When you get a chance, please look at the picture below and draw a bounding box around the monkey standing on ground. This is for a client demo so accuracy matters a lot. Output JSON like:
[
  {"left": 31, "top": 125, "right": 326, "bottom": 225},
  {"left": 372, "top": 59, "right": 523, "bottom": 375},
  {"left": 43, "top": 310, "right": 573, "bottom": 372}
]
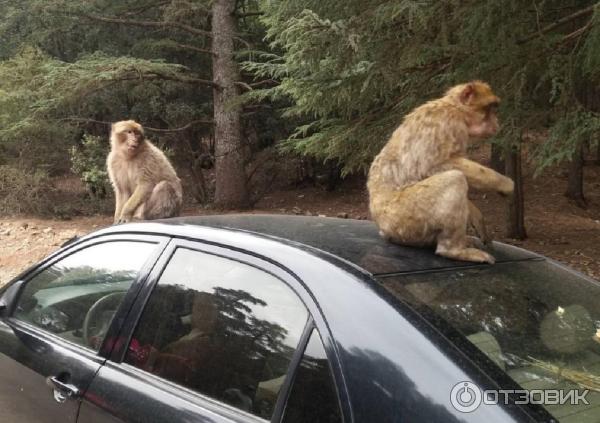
[
  {"left": 367, "top": 81, "right": 514, "bottom": 264},
  {"left": 107, "top": 120, "right": 183, "bottom": 223}
]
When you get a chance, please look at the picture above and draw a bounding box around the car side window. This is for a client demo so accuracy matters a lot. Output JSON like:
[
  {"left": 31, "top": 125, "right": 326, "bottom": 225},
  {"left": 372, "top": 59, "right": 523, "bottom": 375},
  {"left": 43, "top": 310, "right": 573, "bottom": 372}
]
[
  {"left": 283, "top": 329, "right": 342, "bottom": 423},
  {"left": 124, "top": 247, "right": 309, "bottom": 420},
  {"left": 13, "top": 241, "right": 156, "bottom": 352}
]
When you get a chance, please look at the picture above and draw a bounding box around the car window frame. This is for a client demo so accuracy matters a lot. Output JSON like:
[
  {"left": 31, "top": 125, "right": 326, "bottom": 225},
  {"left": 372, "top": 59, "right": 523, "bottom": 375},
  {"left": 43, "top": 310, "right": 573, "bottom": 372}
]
[
  {"left": 6, "top": 233, "right": 170, "bottom": 358},
  {"left": 107, "top": 236, "right": 350, "bottom": 423},
  {"left": 276, "top": 319, "right": 345, "bottom": 423}
]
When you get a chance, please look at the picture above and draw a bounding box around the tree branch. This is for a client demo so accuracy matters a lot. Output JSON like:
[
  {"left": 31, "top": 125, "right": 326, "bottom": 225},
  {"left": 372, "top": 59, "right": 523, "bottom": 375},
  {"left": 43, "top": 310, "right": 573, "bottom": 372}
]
[
  {"left": 121, "top": 1, "right": 170, "bottom": 17},
  {"left": 80, "top": 13, "right": 213, "bottom": 38},
  {"left": 249, "top": 79, "right": 278, "bottom": 88},
  {"left": 81, "top": 12, "right": 250, "bottom": 47},
  {"left": 234, "top": 81, "right": 253, "bottom": 91},
  {"left": 517, "top": 3, "right": 599, "bottom": 44},
  {"left": 234, "top": 12, "right": 264, "bottom": 18},
  {"left": 61, "top": 117, "right": 214, "bottom": 131},
  {"left": 560, "top": 21, "right": 594, "bottom": 43},
  {"left": 167, "top": 41, "right": 215, "bottom": 56},
  {"left": 118, "top": 72, "right": 218, "bottom": 88},
  {"left": 145, "top": 119, "right": 215, "bottom": 132},
  {"left": 235, "top": 79, "right": 278, "bottom": 91}
]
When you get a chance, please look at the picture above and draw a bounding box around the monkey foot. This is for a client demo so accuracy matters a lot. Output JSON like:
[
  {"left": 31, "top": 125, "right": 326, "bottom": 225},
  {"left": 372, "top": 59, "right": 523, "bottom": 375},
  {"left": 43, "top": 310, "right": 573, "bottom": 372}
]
[{"left": 436, "top": 246, "right": 496, "bottom": 264}]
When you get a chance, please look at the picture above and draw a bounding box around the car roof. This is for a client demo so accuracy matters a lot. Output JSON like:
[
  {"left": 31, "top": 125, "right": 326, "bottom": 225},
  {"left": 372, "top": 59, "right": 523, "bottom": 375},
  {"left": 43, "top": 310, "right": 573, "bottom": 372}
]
[{"left": 153, "top": 214, "right": 540, "bottom": 276}]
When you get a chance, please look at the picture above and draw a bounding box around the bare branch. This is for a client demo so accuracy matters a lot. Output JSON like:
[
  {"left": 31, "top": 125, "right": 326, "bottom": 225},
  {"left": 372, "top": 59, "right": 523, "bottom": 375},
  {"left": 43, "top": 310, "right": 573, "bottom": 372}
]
[
  {"left": 80, "top": 13, "right": 213, "bottom": 38},
  {"left": 235, "top": 79, "right": 278, "bottom": 91},
  {"left": 234, "top": 12, "right": 264, "bottom": 18},
  {"left": 167, "top": 41, "right": 215, "bottom": 56},
  {"left": 145, "top": 119, "right": 215, "bottom": 132},
  {"left": 122, "top": 1, "right": 170, "bottom": 17},
  {"left": 117, "top": 72, "right": 218, "bottom": 87},
  {"left": 249, "top": 79, "right": 278, "bottom": 88},
  {"left": 560, "top": 21, "right": 594, "bottom": 43},
  {"left": 234, "top": 81, "right": 253, "bottom": 91},
  {"left": 517, "top": 3, "right": 599, "bottom": 44},
  {"left": 65, "top": 72, "right": 217, "bottom": 101},
  {"left": 61, "top": 117, "right": 214, "bottom": 131}
]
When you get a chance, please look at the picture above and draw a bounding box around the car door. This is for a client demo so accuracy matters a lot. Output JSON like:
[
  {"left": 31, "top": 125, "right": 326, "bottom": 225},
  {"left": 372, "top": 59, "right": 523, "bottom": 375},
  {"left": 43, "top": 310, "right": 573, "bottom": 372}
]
[
  {"left": 78, "top": 238, "right": 346, "bottom": 423},
  {"left": 0, "top": 234, "right": 166, "bottom": 423}
]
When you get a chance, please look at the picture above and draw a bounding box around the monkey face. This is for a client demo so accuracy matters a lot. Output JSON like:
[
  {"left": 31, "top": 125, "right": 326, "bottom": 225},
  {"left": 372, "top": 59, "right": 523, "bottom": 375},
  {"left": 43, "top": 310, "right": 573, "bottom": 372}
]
[
  {"left": 467, "top": 109, "right": 499, "bottom": 139},
  {"left": 459, "top": 82, "right": 501, "bottom": 139},
  {"left": 122, "top": 129, "right": 143, "bottom": 153},
  {"left": 111, "top": 120, "right": 145, "bottom": 157}
]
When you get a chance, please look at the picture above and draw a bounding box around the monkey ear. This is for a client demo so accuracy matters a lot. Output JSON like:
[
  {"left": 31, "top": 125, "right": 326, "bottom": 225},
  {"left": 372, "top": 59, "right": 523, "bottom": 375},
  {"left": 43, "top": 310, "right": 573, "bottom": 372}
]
[{"left": 459, "top": 83, "right": 475, "bottom": 104}]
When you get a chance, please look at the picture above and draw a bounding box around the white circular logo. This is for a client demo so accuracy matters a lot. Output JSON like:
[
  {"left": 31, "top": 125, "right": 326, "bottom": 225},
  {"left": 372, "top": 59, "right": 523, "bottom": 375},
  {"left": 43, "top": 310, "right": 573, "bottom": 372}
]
[{"left": 450, "top": 381, "right": 482, "bottom": 413}]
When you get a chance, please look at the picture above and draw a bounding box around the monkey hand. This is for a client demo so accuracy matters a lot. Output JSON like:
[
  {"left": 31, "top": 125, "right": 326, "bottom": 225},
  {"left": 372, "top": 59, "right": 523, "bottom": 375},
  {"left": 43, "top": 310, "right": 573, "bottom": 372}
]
[
  {"left": 497, "top": 177, "right": 514, "bottom": 197},
  {"left": 116, "top": 213, "right": 133, "bottom": 224}
]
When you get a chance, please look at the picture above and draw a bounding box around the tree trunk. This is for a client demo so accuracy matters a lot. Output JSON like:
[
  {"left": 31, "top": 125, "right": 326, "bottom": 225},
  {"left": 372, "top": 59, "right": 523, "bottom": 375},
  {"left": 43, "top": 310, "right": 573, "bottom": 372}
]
[
  {"left": 325, "top": 162, "right": 342, "bottom": 192},
  {"left": 490, "top": 142, "right": 505, "bottom": 174},
  {"left": 505, "top": 140, "right": 527, "bottom": 240},
  {"left": 212, "top": 0, "right": 249, "bottom": 208},
  {"left": 565, "top": 141, "right": 587, "bottom": 208},
  {"left": 190, "top": 159, "right": 209, "bottom": 204}
]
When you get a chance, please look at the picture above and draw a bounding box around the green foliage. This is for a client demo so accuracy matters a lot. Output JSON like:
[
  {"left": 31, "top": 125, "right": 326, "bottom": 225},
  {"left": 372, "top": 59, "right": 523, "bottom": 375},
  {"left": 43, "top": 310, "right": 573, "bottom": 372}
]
[
  {"left": 247, "top": 0, "right": 600, "bottom": 174},
  {"left": 70, "top": 134, "right": 110, "bottom": 199},
  {"left": 534, "top": 110, "right": 600, "bottom": 174},
  {"left": 0, "top": 0, "right": 216, "bottom": 173}
]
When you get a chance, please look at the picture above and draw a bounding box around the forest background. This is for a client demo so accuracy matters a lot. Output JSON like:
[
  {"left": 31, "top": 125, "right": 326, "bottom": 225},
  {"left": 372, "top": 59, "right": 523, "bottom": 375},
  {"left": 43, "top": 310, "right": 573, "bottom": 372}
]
[{"left": 1, "top": 0, "right": 600, "bottom": 283}]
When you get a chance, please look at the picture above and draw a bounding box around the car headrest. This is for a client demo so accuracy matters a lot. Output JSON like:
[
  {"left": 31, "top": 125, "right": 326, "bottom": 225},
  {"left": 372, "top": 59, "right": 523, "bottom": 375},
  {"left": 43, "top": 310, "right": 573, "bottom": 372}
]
[
  {"left": 540, "top": 304, "right": 595, "bottom": 354},
  {"left": 467, "top": 331, "right": 505, "bottom": 370}
]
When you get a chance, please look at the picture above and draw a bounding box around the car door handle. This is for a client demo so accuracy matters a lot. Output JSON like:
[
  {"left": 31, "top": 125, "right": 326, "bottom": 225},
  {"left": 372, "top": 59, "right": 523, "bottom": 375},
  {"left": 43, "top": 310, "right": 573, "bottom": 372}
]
[{"left": 46, "top": 376, "right": 81, "bottom": 399}]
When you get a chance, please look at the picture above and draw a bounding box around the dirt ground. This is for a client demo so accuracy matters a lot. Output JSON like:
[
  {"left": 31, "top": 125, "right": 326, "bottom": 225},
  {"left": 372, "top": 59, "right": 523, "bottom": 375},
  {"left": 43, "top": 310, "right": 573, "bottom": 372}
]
[{"left": 1, "top": 157, "right": 599, "bottom": 285}]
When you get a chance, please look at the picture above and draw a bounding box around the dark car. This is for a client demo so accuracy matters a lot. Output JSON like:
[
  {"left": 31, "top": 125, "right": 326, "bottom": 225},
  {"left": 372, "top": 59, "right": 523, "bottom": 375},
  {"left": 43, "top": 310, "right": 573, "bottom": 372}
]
[{"left": 0, "top": 214, "right": 599, "bottom": 423}]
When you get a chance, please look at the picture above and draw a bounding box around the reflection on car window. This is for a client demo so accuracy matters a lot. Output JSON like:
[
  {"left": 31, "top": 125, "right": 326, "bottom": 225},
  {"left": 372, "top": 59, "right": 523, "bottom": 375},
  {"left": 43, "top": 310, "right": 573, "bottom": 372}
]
[
  {"left": 14, "top": 241, "right": 155, "bottom": 352},
  {"left": 124, "top": 247, "right": 309, "bottom": 420},
  {"left": 380, "top": 261, "right": 600, "bottom": 422},
  {"left": 283, "top": 329, "right": 342, "bottom": 423}
]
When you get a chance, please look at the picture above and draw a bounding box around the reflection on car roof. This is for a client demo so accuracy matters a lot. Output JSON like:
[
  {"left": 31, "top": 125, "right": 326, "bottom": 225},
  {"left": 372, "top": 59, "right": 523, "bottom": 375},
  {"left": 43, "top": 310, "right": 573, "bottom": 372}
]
[{"left": 161, "top": 214, "right": 540, "bottom": 276}]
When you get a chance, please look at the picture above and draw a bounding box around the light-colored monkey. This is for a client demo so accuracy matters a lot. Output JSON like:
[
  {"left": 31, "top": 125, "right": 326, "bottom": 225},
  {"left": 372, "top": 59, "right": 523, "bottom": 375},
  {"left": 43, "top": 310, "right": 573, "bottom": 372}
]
[
  {"left": 367, "top": 81, "right": 514, "bottom": 264},
  {"left": 107, "top": 120, "right": 183, "bottom": 223}
]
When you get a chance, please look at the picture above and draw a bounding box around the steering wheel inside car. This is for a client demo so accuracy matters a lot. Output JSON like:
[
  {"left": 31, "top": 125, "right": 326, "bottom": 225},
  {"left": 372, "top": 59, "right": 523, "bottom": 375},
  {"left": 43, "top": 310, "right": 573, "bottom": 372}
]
[{"left": 83, "top": 291, "right": 126, "bottom": 349}]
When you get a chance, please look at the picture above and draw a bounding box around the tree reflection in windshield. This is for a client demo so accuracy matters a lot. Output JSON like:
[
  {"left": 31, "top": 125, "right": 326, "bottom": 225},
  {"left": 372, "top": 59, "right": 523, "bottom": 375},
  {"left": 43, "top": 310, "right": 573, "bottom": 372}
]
[{"left": 380, "top": 260, "right": 600, "bottom": 422}]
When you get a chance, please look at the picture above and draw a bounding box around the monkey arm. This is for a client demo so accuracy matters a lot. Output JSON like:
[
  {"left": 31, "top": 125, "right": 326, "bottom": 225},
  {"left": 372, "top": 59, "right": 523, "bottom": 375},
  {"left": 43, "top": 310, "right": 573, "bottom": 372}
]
[
  {"left": 440, "top": 157, "right": 514, "bottom": 194},
  {"left": 114, "top": 191, "right": 124, "bottom": 223},
  {"left": 119, "top": 183, "right": 153, "bottom": 221}
]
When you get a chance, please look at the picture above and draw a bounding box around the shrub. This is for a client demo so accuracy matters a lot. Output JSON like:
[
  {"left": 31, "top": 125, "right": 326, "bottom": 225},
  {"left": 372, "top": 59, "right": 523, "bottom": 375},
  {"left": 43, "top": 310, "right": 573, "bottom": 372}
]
[
  {"left": 70, "top": 134, "right": 110, "bottom": 199},
  {"left": 0, "top": 165, "right": 54, "bottom": 215}
]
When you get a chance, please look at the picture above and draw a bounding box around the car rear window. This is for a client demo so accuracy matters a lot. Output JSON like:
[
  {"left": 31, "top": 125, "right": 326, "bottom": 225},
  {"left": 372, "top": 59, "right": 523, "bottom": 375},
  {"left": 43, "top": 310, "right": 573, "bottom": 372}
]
[{"left": 379, "top": 260, "right": 600, "bottom": 422}]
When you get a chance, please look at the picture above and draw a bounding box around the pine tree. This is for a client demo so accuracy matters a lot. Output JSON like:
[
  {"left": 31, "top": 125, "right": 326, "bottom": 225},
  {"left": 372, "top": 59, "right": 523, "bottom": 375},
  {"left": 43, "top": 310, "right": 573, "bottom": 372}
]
[
  {"left": 248, "top": 0, "right": 600, "bottom": 180},
  {"left": 0, "top": 0, "right": 267, "bottom": 208}
]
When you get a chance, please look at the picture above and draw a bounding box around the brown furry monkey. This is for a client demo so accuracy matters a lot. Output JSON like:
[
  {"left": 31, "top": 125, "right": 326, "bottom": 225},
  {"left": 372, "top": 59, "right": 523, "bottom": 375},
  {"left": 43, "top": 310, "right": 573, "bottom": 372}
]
[
  {"left": 107, "top": 120, "right": 183, "bottom": 223},
  {"left": 367, "top": 81, "right": 514, "bottom": 264}
]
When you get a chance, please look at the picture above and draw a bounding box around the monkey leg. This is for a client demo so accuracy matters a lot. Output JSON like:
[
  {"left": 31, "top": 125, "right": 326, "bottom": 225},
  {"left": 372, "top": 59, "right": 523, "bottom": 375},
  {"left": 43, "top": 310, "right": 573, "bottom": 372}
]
[
  {"left": 371, "top": 170, "right": 495, "bottom": 264},
  {"left": 139, "top": 181, "right": 183, "bottom": 220},
  {"left": 468, "top": 201, "right": 492, "bottom": 245},
  {"left": 433, "top": 173, "right": 495, "bottom": 264}
]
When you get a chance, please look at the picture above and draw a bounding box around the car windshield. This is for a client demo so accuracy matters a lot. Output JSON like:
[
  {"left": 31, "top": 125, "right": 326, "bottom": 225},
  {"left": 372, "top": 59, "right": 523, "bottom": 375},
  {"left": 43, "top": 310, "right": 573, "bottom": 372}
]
[{"left": 379, "top": 259, "right": 600, "bottom": 422}]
